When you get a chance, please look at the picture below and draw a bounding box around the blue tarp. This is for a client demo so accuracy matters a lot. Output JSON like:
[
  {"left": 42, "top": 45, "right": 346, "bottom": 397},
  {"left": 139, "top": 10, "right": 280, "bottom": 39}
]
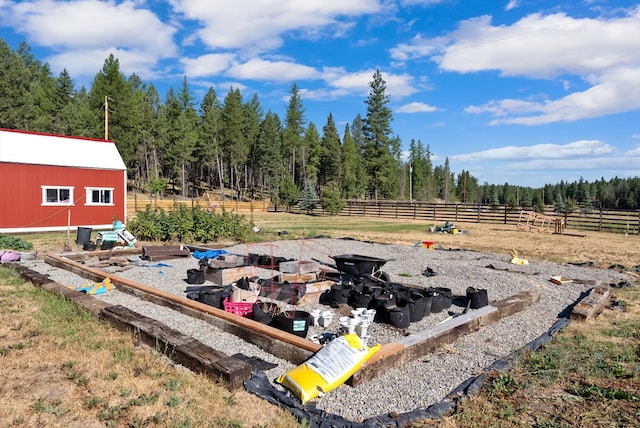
[{"left": 192, "top": 249, "right": 227, "bottom": 260}]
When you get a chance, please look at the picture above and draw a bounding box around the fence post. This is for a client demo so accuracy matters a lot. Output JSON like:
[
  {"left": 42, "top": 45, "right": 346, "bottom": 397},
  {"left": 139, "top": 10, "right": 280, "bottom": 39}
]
[
  {"left": 134, "top": 193, "right": 138, "bottom": 213},
  {"left": 599, "top": 207, "right": 603, "bottom": 232},
  {"left": 395, "top": 202, "right": 398, "bottom": 218},
  {"left": 455, "top": 204, "right": 458, "bottom": 221},
  {"left": 477, "top": 204, "right": 480, "bottom": 223},
  {"left": 432, "top": 203, "right": 436, "bottom": 220},
  {"left": 413, "top": 202, "right": 416, "bottom": 219}
]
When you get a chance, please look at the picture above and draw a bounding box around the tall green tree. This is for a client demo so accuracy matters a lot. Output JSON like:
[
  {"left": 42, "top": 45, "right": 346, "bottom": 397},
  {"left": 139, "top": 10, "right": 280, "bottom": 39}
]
[
  {"left": 198, "top": 87, "right": 223, "bottom": 195},
  {"left": 341, "top": 123, "right": 359, "bottom": 199},
  {"left": 244, "top": 93, "right": 264, "bottom": 197},
  {"left": 319, "top": 113, "right": 342, "bottom": 188},
  {"left": 362, "top": 70, "right": 399, "bottom": 199},
  {"left": 0, "top": 40, "right": 33, "bottom": 129},
  {"left": 282, "top": 82, "right": 305, "bottom": 186},
  {"left": 221, "top": 87, "right": 247, "bottom": 199},
  {"left": 303, "top": 122, "right": 321, "bottom": 185},
  {"left": 258, "top": 111, "right": 285, "bottom": 195}
]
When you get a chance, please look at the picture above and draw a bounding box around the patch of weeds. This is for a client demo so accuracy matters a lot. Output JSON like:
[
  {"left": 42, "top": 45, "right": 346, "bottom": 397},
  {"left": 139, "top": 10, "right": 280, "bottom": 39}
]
[
  {"left": 603, "top": 319, "right": 640, "bottom": 339},
  {"left": 225, "top": 422, "right": 243, "bottom": 428},
  {"left": 0, "top": 341, "right": 29, "bottom": 356},
  {"left": 128, "top": 392, "right": 159, "bottom": 407},
  {"left": 534, "top": 417, "right": 572, "bottom": 428},
  {"left": 567, "top": 382, "right": 638, "bottom": 401},
  {"left": 62, "top": 361, "right": 76, "bottom": 369},
  {"left": 165, "top": 395, "right": 180, "bottom": 407},
  {"left": 98, "top": 403, "right": 127, "bottom": 423},
  {"left": 172, "top": 419, "right": 193, "bottom": 428},
  {"left": 223, "top": 393, "right": 237, "bottom": 406},
  {"left": 0, "top": 266, "right": 25, "bottom": 285},
  {"left": 33, "top": 398, "right": 69, "bottom": 416},
  {"left": 84, "top": 396, "right": 102, "bottom": 409},
  {"left": 398, "top": 272, "right": 412, "bottom": 277},
  {"left": 490, "top": 373, "right": 521, "bottom": 397},
  {"left": 113, "top": 345, "right": 135, "bottom": 363},
  {"left": 164, "top": 378, "right": 180, "bottom": 391},
  {"left": 120, "top": 388, "right": 132, "bottom": 397},
  {"left": 130, "top": 412, "right": 166, "bottom": 427},
  {"left": 497, "top": 402, "right": 517, "bottom": 419},
  {"left": 105, "top": 372, "right": 118, "bottom": 381}
]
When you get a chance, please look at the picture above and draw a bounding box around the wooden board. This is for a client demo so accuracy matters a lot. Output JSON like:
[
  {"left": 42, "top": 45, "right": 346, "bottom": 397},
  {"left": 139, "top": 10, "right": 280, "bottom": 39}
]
[
  {"left": 279, "top": 272, "right": 318, "bottom": 283},
  {"left": 100, "top": 305, "right": 252, "bottom": 390},
  {"left": 570, "top": 286, "right": 611, "bottom": 321},
  {"left": 205, "top": 265, "right": 254, "bottom": 285},
  {"left": 350, "top": 289, "right": 540, "bottom": 386}
]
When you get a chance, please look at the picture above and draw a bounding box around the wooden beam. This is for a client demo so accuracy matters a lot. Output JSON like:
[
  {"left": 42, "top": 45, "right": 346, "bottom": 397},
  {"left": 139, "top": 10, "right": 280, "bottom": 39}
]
[
  {"left": 570, "top": 286, "right": 611, "bottom": 321},
  {"left": 12, "top": 264, "right": 255, "bottom": 390},
  {"left": 45, "top": 254, "right": 321, "bottom": 363},
  {"left": 350, "top": 289, "right": 540, "bottom": 386},
  {"left": 100, "top": 305, "right": 252, "bottom": 390}
]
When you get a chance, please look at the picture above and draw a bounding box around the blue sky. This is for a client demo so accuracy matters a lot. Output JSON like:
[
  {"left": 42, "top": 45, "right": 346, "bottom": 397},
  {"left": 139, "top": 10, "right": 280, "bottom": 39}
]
[{"left": 1, "top": 0, "right": 639, "bottom": 187}]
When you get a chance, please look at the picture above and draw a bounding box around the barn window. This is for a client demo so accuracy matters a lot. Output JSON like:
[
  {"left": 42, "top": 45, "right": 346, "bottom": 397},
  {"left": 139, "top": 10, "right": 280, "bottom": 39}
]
[
  {"left": 85, "top": 188, "right": 114, "bottom": 205},
  {"left": 41, "top": 186, "right": 74, "bottom": 205}
]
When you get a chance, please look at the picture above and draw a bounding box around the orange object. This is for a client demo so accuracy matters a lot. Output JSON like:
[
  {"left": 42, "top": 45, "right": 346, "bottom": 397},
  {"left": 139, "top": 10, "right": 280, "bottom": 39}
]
[{"left": 422, "top": 241, "right": 435, "bottom": 249}]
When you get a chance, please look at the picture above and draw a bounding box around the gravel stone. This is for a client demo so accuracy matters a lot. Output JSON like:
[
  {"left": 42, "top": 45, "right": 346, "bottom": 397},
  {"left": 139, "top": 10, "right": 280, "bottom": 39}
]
[{"left": 20, "top": 238, "right": 630, "bottom": 422}]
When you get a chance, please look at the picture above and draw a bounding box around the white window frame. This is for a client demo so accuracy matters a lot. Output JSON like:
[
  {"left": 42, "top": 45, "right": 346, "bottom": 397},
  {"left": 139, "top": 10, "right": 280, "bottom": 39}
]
[
  {"left": 41, "top": 186, "right": 74, "bottom": 206},
  {"left": 85, "top": 187, "right": 114, "bottom": 206}
]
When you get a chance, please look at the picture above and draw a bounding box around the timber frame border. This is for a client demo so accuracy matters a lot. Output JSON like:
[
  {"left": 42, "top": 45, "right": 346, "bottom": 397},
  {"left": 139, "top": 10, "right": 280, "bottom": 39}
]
[{"left": 37, "top": 252, "right": 541, "bottom": 385}]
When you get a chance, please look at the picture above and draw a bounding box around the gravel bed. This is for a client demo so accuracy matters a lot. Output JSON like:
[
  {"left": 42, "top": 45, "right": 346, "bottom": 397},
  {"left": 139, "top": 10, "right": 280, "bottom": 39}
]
[{"left": 20, "top": 238, "right": 631, "bottom": 422}]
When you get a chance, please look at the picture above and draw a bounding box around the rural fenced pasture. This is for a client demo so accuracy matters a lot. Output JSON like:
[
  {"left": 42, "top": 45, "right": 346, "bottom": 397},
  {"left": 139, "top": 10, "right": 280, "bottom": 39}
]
[{"left": 128, "top": 195, "right": 640, "bottom": 235}]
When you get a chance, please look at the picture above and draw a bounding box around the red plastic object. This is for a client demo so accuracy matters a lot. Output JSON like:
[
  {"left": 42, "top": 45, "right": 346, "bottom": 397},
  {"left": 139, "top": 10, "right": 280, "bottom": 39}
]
[{"left": 223, "top": 297, "right": 253, "bottom": 318}]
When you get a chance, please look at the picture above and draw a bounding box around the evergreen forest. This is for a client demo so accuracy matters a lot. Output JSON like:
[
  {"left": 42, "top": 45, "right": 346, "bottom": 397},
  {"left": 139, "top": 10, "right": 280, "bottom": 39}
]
[{"left": 2, "top": 39, "right": 639, "bottom": 212}]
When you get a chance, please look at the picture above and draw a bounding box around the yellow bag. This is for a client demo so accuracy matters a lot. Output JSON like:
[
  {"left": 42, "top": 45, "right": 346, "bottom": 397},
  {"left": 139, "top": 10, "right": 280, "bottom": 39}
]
[{"left": 276, "top": 334, "right": 380, "bottom": 404}]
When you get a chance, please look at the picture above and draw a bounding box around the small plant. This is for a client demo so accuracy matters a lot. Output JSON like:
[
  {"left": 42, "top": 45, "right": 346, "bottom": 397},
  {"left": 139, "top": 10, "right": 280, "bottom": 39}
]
[
  {"left": 164, "top": 378, "right": 180, "bottom": 391},
  {"left": 165, "top": 395, "right": 180, "bottom": 407},
  {"left": 398, "top": 272, "right": 412, "bottom": 277},
  {"left": 490, "top": 373, "right": 521, "bottom": 397},
  {"left": 33, "top": 398, "right": 69, "bottom": 416},
  {"left": 105, "top": 372, "right": 118, "bottom": 381},
  {"left": 84, "top": 396, "right": 102, "bottom": 409},
  {"left": 120, "top": 388, "right": 132, "bottom": 397},
  {"left": 223, "top": 393, "right": 237, "bottom": 406}
]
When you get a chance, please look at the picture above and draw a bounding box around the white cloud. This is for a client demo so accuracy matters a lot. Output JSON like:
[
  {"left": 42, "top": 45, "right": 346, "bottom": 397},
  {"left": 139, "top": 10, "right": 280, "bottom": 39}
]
[
  {"left": 396, "top": 102, "right": 437, "bottom": 113},
  {"left": 226, "top": 58, "right": 321, "bottom": 81},
  {"left": 467, "top": 66, "right": 640, "bottom": 125},
  {"left": 1, "top": 0, "right": 177, "bottom": 79},
  {"left": 625, "top": 145, "right": 640, "bottom": 156},
  {"left": 450, "top": 140, "right": 613, "bottom": 162},
  {"left": 181, "top": 54, "right": 237, "bottom": 78},
  {"left": 505, "top": 0, "right": 519, "bottom": 12},
  {"left": 169, "top": 0, "right": 383, "bottom": 52},
  {"left": 392, "top": 7, "right": 640, "bottom": 124}
]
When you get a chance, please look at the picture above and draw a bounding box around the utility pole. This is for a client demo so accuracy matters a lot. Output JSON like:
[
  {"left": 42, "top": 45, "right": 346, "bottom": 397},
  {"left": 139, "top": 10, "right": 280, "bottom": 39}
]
[
  {"left": 104, "top": 96, "right": 113, "bottom": 140},
  {"left": 409, "top": 162, "right": 413, "bottom": 202}
]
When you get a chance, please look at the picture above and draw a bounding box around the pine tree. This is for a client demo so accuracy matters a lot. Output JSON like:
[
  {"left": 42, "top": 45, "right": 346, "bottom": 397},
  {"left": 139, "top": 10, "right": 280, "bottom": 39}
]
[
  {"left": 299, "top": 178, "right": 318, "bottom": 214},
  {"left": 283, "top": 83, "right": 306, "bottom": 186},
  {"left": 304, "top": 122, "right": 321, "bottom": 185},
  {"left": 319, "top": 113, "right": 342, "bottom": 188},
  {"left": 362, "top": 70, "right": 399, "bottom": 199},
  {"left": 341, "top": 123, "right": 359, "bottom": 199}
]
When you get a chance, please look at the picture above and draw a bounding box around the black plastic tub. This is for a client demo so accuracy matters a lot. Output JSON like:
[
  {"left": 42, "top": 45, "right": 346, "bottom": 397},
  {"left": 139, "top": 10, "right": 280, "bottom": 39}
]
[
  {"left": 275, "top": 310, "right": 311, "bottom": 338},
  {"left": 187, "top": 268, "right": 205, "bottom": 284},
  {"left": 331, "top": 254, "right": 388, "bottom": 276}
]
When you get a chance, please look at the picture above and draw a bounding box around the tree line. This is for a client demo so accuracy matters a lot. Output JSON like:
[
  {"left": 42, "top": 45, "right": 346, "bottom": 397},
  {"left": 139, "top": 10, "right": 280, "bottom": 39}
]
[{"left": 1, "top": 38, "right": 639, "bottom": 212}]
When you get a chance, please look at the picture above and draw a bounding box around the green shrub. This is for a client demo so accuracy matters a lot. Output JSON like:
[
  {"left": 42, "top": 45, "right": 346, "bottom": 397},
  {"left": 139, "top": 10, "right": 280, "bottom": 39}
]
[
  {"left": 127, "top": 205, "right": 249, "bottom": 243},
  {"left": 0, "top": 235, "right": 33, "bottom": 250}
]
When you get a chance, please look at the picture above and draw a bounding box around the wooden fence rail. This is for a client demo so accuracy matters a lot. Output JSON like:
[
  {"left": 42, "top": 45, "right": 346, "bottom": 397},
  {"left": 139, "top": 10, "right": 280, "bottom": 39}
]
[{"left": 127, "top": 196, "right": 640, "bottom": 235}]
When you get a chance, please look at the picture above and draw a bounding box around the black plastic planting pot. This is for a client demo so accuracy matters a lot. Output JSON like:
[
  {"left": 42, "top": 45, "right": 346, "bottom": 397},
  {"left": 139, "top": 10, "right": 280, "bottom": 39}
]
[{"left": 275, "top": 310, "right": 311, "bottom": 338}]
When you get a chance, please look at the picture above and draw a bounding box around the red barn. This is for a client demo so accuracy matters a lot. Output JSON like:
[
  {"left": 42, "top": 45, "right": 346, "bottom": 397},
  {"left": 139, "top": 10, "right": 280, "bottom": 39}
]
[{"left": 0, "top": 128, "right": 127, "bottom": 233}]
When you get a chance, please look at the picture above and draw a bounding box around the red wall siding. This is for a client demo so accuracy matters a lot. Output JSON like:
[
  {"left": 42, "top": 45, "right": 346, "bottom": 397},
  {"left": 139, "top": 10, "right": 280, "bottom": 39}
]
[{"left": 0, "top": 163, "right": 125, "bottom": 229}]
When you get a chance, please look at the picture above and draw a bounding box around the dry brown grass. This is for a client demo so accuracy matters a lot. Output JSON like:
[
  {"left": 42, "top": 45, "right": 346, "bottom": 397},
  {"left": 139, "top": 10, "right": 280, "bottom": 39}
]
[{"left": 0, "top": 272, "right": 299, "bottom": 428}]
